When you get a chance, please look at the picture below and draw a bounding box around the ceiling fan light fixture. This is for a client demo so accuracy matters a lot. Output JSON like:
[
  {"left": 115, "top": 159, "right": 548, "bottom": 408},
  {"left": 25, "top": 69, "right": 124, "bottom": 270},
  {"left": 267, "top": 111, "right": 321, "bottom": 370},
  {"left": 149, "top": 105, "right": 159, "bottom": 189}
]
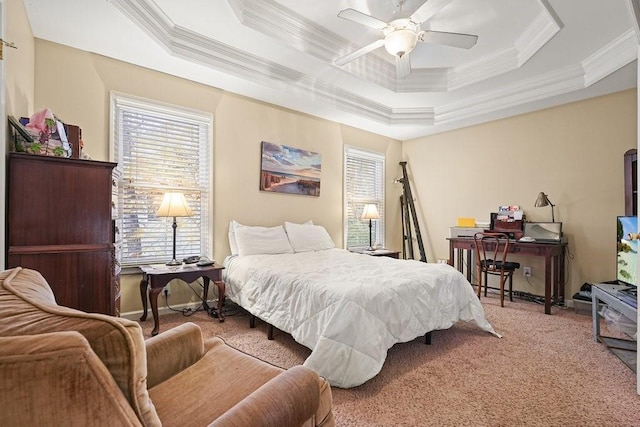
[{"left": 384, "top": 29, "right": 418, "bottom": 57}]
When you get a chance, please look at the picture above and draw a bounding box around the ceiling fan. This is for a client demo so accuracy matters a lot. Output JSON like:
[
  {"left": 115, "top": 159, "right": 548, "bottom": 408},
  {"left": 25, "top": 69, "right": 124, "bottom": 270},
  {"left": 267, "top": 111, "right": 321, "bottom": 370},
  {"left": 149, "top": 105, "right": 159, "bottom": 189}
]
[{"left": 335, "top": 0, "right": 478, "bottom": 79}]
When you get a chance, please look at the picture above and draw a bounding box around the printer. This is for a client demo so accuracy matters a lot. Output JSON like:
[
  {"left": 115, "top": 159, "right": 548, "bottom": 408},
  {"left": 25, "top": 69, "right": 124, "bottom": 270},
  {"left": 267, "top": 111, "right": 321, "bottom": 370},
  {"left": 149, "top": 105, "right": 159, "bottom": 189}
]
[{"left": 449, "top": 226, "right": 486, "bottom": 238}]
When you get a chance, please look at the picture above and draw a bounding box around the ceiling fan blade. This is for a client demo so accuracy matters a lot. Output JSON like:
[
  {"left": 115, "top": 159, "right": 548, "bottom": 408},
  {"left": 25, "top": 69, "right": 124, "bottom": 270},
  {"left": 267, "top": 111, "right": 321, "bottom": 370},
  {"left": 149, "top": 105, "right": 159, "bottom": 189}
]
[
  {"left": 396, "top": 54, "right": 411, "bottom": 79},
  {"left": 420, "top": 30, "right": 478, "bottom": 49},
  {"left": 410, "top": 0, "right": 454, "bottom": 24},
  {"left": 335, "top": 39, "right": 385, "bottom": 66},
  {"left": 338, "top": 8, "right": 388, "bottom": 30}
]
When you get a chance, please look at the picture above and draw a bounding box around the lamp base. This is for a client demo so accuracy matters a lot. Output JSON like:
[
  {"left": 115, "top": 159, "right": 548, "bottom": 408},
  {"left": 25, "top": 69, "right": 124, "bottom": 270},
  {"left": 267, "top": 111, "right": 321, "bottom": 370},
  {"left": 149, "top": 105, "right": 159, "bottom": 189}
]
[{"left": 166, "top": 259, "right": 181, "bottom": 266}]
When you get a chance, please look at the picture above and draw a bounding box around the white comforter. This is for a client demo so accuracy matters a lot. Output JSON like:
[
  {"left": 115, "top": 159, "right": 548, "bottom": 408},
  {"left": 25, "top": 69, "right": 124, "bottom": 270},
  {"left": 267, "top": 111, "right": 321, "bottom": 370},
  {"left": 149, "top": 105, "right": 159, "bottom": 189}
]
[{"left": 223, "top": 248, "right": 499, "bottom": 388}]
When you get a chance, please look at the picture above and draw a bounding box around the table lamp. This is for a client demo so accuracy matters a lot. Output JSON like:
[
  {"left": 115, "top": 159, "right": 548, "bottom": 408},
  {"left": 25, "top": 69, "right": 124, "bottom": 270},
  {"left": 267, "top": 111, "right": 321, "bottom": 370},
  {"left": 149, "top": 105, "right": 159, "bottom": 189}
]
[
  {"left": 535, "top": 192, "right": 555, "bottom": 222},
  {"left": 157, "top": 192, "right": 193, "bottom": 265},
  {"left": 361, "top": 204, "right": 380, "bottom": 250}
]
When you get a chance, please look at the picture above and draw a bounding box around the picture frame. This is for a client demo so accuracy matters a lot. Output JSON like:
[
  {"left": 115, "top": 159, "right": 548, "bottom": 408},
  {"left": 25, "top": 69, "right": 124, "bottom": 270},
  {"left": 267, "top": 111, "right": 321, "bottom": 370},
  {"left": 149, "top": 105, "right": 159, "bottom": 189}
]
[
  {"left": 260, "top": 141, "right": 321, "bottom": 197},
  {"left": 8, "top": 115, "right": 34, "bottom": 152}
]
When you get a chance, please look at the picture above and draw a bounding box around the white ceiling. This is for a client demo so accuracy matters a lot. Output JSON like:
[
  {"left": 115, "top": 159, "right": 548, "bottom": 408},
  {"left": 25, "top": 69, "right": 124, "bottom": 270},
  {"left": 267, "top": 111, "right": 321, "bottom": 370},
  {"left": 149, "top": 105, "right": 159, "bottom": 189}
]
[{"left": 22, "top": 0, "right": 640, "bottom": 140}]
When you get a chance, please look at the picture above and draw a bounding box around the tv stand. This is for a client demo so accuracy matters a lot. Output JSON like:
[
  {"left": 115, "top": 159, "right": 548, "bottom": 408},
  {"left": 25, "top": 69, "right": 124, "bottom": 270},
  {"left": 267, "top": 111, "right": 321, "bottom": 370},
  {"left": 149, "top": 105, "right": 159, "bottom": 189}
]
[{"left": 592, "top": 283, "right": 637, "bottom": 373}]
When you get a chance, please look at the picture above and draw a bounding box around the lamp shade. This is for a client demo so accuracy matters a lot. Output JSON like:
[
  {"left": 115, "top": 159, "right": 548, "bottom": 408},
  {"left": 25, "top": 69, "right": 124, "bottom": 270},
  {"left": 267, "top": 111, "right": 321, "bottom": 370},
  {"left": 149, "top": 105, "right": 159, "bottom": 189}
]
[
  {"left": 361, "top": 204, "right": 380, "bottom": 220},
  {"left": 534, "top": 192, "right": 551, "bottom": 208},
  {"left": 157, "top": 192, "right": 193, "bottom": 217},
  {"left": 534, "top": 191, "right": 556, "bottom": 222},
  {"left": 384, "top": 29, "right": 418, "bottom": 57}
]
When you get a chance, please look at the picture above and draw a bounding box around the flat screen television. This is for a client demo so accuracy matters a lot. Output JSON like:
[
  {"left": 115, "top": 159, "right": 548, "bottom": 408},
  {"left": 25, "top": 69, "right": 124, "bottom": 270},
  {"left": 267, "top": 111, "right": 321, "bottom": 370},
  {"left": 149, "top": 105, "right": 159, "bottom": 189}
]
[{"left": 616, "top": 216, "right": 638, "bottom": 287}]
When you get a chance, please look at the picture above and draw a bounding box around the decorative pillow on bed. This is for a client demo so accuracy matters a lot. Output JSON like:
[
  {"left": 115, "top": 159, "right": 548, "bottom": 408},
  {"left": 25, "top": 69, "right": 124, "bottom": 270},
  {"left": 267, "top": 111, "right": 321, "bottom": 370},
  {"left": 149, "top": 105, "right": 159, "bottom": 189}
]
[
  {"left": 284, "top": 222, "right": 335, "bottom": 252},
  {"left": 234, "top": 225, "right": 294, "bottom": 256}
]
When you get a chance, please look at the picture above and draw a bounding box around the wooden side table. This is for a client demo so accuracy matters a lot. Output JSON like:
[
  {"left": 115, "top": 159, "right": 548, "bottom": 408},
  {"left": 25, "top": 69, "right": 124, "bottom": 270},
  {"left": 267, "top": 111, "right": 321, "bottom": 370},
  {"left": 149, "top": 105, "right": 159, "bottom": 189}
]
[{"left": 139, "top": 264, "right": 225, "bottom": 336}]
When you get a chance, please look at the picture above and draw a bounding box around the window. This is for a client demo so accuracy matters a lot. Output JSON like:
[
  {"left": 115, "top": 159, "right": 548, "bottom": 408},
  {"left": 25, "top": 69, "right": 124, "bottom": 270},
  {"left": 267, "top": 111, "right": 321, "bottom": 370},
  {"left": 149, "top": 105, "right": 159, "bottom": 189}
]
[
  {"left": 111, "top": 93, "right": 212, "bottom": 267},
  {"left": 344, "top": 147, "right": 385, "bottom": 249}
]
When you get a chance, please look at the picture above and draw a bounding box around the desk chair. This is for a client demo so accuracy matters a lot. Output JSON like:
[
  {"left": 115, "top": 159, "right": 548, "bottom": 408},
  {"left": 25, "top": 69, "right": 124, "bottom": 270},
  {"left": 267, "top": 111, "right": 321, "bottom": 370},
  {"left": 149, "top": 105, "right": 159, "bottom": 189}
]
[{"left": 473, "top": 232, "right": 521, "bottom": 307}]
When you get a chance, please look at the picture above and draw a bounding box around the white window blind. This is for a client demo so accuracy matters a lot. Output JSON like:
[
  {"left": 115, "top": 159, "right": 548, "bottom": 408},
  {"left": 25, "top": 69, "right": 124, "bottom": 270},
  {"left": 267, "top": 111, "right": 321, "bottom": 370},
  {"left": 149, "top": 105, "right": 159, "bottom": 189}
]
[
  {"left": 344, "top": 147, "right": 385, "bottom": 249},
  {"left": 111, "top": 93, "right": 212, "bottom": 267}
]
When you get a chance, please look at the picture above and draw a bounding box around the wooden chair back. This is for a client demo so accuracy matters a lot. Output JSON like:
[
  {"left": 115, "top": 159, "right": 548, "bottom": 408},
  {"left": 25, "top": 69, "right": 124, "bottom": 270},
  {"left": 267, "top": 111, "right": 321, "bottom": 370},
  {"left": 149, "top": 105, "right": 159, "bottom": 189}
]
[
  {"left": 473, "top": 232, "right": 510, "bottom": 273},
  {"left": 473, "top": 232, "right": 519, "bottom": 307}
]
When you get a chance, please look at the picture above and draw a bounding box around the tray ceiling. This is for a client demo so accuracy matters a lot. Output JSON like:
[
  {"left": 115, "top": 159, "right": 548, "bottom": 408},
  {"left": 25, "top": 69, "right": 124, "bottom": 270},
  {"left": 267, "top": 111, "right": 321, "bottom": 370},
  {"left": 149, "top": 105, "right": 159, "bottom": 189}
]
[{"left": 22, "top": 0, "right": 640, "bottom": 140}]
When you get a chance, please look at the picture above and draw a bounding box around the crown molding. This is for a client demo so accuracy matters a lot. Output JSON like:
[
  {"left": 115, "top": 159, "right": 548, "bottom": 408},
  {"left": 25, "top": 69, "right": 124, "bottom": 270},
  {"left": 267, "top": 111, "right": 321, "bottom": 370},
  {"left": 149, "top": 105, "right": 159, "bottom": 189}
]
[
  {"left": 389, "top": 107, "right": 435, "bottom": 125},
  {"left": 228, "top": 0, "right": 342, "bottom": 61},
  {"left": 437, "top": 65, "right": 586, "bottom": 125},
  {"left": 515, "top": 2, "right": 563, "bottom": 66},
  {"left": 110, "top": 0, "right": 635, "bottom": 134},
  {"left": 449, "top": 2, "right": 561, "bottom": 91},
  {"left": 110, "top": 0, "right": 400, "bottom": 122},
  {"left": 448, "top": 48, "right": 519, "bottom": 91},
  {"left": 227, "top": 0, "right": 399, "bottom": 91},
  {"left": 227, "top": 0, "right": 560, "bottom": 93},
  {"left": 626, "top": 0, "right": 640, "bottom": 44},
  {"left": 582, "top": 29, "right": 638, "bottom": 86},
  {"left": 116, "top": 0, "right": 563, "bottom": 94},
  {"left": 438, "top": 28, "right": 639, "bottom": 126}
]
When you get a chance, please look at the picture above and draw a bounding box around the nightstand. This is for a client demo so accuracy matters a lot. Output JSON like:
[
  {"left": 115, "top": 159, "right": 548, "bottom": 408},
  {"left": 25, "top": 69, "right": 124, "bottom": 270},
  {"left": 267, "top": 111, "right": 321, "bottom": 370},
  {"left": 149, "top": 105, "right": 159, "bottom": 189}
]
[
  {"left": 350, "top": 249, "right": 400, "bottom": 259},
  {"left": 139, "top": 263, "right": 225, "bottom": 336}
]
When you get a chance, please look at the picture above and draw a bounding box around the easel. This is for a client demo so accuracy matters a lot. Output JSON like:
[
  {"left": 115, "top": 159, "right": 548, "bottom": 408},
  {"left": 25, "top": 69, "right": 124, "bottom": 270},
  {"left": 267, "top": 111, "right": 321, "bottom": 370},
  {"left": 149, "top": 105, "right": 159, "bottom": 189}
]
[{"left": 398, "top": 161, "right": 427, "bottom": 262}]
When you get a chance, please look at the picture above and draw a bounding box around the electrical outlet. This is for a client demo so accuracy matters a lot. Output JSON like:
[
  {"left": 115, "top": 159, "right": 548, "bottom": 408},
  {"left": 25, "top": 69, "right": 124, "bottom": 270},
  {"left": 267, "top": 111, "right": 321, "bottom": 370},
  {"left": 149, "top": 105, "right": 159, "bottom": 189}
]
[
  {"left": 523, "top": 267, "right": 532, "bottom": 277},
  {"left": 163, "top": 285, "right": 170, "bottom": 296}
]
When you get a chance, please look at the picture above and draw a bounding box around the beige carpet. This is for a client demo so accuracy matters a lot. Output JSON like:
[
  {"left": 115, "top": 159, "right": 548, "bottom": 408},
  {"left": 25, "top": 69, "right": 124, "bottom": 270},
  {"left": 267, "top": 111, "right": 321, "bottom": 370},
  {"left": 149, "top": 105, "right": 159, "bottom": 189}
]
[{"left": 139, "top": 296, "right": 639, "bottom": 426}]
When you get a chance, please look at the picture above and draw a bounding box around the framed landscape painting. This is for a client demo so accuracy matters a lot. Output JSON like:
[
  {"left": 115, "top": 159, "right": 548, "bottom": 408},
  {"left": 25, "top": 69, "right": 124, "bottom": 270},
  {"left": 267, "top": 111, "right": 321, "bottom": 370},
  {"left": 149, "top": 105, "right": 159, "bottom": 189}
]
[{"left": 260, "top": 141, "right": 321, "bottom": 196}]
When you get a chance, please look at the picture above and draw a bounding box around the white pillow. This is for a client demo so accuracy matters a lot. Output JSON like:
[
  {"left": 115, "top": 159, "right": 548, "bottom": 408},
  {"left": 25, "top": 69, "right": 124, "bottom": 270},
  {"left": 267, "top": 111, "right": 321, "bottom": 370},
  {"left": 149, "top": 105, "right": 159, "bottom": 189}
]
[
  {"left": 234, "top": 225, "right": 294, "bottom": 256},
  {"left": 284, "top": 222, "right": 335, "bottom": 252},
  {"left": 229, "top": 220, "right": 312, "bottom": 255},
  {"left": 228, "top": 220, "right": 242, "bottom": 255}
]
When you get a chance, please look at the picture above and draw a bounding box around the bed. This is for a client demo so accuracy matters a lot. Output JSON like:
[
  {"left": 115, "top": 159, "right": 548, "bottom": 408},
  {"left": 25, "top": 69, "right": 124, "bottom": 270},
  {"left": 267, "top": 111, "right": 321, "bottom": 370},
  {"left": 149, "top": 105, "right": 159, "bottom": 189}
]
[{"left": 223, "top": 221, "right": 500, "bottom": 388}]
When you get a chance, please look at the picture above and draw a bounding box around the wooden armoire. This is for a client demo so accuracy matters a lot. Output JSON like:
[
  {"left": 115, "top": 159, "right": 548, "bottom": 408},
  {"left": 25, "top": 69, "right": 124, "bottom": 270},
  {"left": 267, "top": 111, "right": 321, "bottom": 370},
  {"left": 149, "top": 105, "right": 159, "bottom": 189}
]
[{"left": 6, "top": 153, "right": 121, "bottom": 315}]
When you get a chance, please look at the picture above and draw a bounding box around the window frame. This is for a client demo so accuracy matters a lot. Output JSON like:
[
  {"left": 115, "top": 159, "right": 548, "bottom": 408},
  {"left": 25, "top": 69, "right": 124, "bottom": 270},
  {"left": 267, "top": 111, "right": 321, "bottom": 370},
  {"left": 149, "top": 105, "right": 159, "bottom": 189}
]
[
  {"left": 110, "top": 92, "right": 213, "bottom": 269},
  {"left": 343, "top": 146, "right": 386, "bottom": 250}
]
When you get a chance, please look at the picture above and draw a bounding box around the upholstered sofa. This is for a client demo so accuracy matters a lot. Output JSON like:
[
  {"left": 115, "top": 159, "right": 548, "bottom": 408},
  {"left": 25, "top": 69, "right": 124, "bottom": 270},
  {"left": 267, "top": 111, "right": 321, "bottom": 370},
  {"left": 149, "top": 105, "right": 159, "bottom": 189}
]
[{"left": 0, "top": 267, "right": 334, "bottom": 426}]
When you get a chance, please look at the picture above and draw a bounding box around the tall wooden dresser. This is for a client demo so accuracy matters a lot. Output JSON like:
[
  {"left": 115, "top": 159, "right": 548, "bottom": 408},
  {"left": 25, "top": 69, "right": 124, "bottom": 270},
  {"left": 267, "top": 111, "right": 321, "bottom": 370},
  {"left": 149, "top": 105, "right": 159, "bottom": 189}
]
[{"left": 6, "top": 153, "right": 121, "bottom": 315}]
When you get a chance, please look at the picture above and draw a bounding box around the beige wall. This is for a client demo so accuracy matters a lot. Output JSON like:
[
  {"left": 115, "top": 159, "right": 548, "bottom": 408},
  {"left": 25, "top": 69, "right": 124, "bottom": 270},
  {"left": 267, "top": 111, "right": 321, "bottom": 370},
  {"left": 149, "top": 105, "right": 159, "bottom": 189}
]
[
  {"left": 5, "top": 0, "right": 34, "bottom": 119},
  {"left": 403, "top": 89, "right": 637, "bottom": 299},
  {"left": 3, "top": 0, "right": 35, "bottom": 270},
  {"left": 32, "top": 39, "right": 402, "bottom": 314}
]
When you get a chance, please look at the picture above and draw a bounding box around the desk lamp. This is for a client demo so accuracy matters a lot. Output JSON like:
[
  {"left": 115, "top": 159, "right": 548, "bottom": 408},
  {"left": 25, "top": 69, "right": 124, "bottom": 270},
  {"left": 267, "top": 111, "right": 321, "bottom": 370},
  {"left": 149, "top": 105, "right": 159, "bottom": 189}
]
[
  {"left": 157, "top": 192, "right": 193, "bottom": 266},
  {"left": 535, "top": 192, "right": 555, "bottom": 222},
  {"left": 361, "top": 204, "right": 380, "bottom": 250}
]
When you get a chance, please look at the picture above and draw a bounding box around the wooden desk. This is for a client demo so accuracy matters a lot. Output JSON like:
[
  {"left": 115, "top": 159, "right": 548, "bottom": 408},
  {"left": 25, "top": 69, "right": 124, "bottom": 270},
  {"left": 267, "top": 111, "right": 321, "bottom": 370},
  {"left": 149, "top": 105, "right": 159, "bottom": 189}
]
[
  {"left": 448, "top": 237, "right": 567, "bottom": 314},
  {"left": 139, "top": 264, "right": 225, "bottom": 336}
]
